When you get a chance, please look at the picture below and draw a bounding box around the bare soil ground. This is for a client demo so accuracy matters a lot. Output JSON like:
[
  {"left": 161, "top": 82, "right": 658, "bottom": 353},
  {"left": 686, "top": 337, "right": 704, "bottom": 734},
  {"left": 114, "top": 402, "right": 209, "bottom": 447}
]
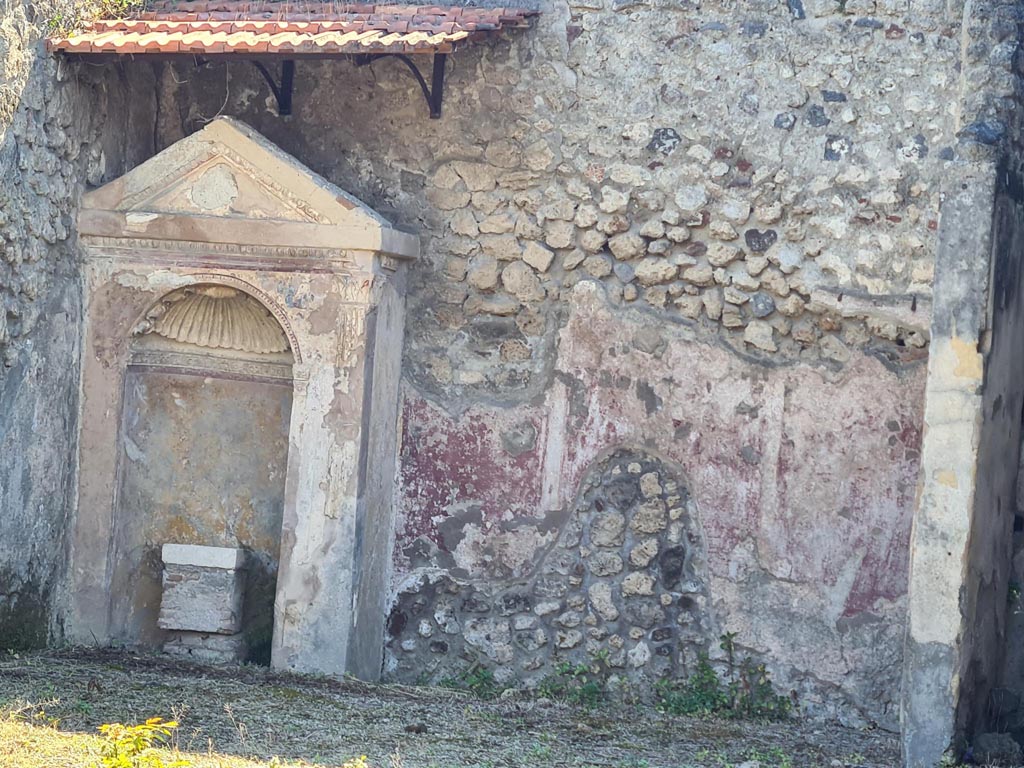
[{"left": 0, "top": 649, "right": 898, "bottom": 768}]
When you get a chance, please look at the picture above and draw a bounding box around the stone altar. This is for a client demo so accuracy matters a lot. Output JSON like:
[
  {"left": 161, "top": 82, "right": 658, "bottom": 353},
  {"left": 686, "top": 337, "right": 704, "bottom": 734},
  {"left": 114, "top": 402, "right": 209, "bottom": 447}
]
[{"left": 160, "top": 543, "right": 247, "bottom": 663}]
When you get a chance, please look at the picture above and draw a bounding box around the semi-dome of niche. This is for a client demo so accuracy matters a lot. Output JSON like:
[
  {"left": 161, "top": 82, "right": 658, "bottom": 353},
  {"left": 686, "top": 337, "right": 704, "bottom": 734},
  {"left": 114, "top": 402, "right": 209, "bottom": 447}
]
[{"left": 138, "top": 284, "right": 289, "bottom": 354}]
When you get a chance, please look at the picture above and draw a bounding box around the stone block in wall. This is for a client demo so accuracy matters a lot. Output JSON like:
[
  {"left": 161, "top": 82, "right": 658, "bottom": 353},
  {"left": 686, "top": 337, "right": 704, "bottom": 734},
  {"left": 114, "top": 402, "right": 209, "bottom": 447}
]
[
  {"left": 163, "top": 630, "right": 248, "bottom": 664},
  {"left": 158, "top": 544, "right": 246, "bottom": 635}
]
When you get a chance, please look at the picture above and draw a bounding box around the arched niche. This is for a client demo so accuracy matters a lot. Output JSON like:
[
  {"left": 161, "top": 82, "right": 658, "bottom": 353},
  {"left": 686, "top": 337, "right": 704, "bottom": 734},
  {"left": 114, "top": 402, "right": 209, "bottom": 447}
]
[
  {"left": 69, "top": 118, "right": 418, "bottom": 680},
  {"left": 112, "top": 283, "right": 295, "bottom": 662}
]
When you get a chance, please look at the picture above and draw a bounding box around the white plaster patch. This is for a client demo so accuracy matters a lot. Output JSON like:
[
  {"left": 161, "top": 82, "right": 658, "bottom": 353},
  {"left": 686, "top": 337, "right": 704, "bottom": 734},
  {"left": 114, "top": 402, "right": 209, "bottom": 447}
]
[
  {"left": 125, "top": 212, "right": 158, "bottom": 230},
  {"left": 111, "top": 269, "right": 192, "bottom": 292},
  {"left": 188, "top": 164, "right": 240, "bottom": 212},
  {"left": 162, "top": 543, "right": 246, "bottom": 569}
]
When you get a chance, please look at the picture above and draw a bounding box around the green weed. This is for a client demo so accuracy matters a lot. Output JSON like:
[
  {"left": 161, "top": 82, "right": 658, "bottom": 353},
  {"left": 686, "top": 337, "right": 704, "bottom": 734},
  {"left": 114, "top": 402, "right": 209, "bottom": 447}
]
[
  {"left": 656, "top": 632, "right": 792, "bottom": 721},
  {"left": 95, "top": 717, "right": 188, "bottom": 768},
  {"left": 439, "top": 664, "right": 504, "bottom": 700},
  {"left": 45, "top": 0, "right": 147, "bottom": 37},
  {"left": 537, "top": 660, "right": 606, "bottom": 708}
]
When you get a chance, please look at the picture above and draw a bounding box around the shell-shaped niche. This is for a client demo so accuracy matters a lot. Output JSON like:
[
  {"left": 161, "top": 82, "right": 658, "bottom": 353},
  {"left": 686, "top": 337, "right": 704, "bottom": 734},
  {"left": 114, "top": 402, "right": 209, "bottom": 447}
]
[{"left": 143, "top": 285, "right": 289, "bottom": 354}]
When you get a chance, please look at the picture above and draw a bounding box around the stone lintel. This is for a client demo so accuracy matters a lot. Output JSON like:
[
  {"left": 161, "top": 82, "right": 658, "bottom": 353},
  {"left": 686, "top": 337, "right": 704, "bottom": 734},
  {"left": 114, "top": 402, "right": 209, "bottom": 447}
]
[
  {"left": 78, "top": 241, "right": 402, "bottom": 281},
  {"left": 78, "top": 210, "right": 418, "bottom": 259}
]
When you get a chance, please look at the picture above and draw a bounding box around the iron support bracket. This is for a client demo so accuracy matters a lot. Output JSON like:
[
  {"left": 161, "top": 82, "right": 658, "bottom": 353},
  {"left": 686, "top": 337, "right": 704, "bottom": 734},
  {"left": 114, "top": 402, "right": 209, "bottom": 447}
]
[
  {"left": 356, "top": 53, "right": 447, "bottom": 119},
  {"left": 252, "top": 53, "right": 446, "bottom": 118},
  {"left": 253, "top": 60, "right": 296, "bottom": 116}
]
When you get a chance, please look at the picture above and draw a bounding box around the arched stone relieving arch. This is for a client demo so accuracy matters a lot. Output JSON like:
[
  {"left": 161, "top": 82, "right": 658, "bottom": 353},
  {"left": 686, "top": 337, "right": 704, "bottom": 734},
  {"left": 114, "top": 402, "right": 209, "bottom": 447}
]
[{"left": 68, "top": 117, "right": 418, "bottom": 680}]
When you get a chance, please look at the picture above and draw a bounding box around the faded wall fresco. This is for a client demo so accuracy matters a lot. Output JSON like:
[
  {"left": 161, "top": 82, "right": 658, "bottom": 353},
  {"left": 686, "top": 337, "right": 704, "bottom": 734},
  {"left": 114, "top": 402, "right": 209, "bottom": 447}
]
[
  {"left": 388, "top": 447, "right": 715, "bottom": 690},
  {"left": 0, "top": 0, "right": 997, "bottom": 731},
  {"left": 391, "top": 283, "right": 924, "bottom": 725},
  {"left": 143, "top": 0, "right": 947, "bottom": 724}
]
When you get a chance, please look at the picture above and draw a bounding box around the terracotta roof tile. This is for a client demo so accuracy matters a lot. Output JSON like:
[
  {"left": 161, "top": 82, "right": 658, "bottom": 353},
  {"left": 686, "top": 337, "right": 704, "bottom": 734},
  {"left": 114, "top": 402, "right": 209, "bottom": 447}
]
[{"left": 46, "top": 3, "right": 537, "bottom": 55}]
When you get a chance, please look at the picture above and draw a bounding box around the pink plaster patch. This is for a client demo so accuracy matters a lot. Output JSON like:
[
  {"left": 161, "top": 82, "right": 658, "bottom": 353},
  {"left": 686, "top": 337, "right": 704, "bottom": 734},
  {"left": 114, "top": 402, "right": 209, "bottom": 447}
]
[
  {"left": 395, "top": 283, "right": 926, "bottom": 621},
  {"left": 397, "top": 396, "right": 545, "bottom": 550}
]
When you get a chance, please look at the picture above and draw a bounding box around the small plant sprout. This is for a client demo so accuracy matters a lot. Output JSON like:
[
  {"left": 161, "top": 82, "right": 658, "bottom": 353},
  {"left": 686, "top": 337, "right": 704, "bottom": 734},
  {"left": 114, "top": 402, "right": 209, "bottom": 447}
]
[
  {"left": 96, "top": 717, "right": 189, "bottom": 768},
  {"left": 655, "top": 633, "right": 792, "bottom": 720}
]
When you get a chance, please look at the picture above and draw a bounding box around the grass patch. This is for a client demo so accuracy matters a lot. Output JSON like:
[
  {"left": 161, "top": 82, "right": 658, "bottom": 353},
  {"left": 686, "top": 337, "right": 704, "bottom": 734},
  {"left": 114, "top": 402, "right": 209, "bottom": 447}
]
[
  {"left": 44, "top": 0, "right": 147, "bottom": 38},
  {"left": 655, "top": 633, "right": 792, "bottom": 721},
  {"left": 1, "top": 704, "right": 374, "bottom": 768},
  {"left": 0, "top": 649, "right": 898, "bottom": 768},
  {"left": 537, "top": 662, "right": 607, "bottom": 709},
  {"left": 0, "top": 717, "right": 290, "bottom": 768},
  {"left": 438, "top": 664, "right": 504, "bottom": 701}
]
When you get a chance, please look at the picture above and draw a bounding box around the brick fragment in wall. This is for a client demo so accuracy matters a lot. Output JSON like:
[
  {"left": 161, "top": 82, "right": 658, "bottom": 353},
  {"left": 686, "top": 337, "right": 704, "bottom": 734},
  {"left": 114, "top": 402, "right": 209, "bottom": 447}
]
[{"left": 383, "top": 449, "right": 714, "bottom": 693}]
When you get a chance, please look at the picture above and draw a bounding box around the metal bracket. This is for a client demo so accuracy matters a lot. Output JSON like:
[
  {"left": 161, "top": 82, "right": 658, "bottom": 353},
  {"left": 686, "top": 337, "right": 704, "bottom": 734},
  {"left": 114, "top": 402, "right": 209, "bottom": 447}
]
[
  {"left": 357, "top": 53, "right": 447, "bottom": 119},
  {"left": 253, "top": 60, "right": 296, "bottom": 116},
  {"left": 251, "top": 53, "right": 447, "bottom": 119}
]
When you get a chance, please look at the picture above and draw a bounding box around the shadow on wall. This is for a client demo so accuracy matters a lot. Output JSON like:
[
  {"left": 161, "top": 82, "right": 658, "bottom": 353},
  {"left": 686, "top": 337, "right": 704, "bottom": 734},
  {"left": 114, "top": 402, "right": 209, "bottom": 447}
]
[
  {"left": 113, "top": 369, "right": 292, "bottom": 661},
  {"left": 965, "top": 156, "right": 1024, "bottom": 763},
  {"left": 0, "top": 568, "right": 50, "bottom": 650},
  {"left": 0, "top": 8, "right": 158, "bottom": 650}
]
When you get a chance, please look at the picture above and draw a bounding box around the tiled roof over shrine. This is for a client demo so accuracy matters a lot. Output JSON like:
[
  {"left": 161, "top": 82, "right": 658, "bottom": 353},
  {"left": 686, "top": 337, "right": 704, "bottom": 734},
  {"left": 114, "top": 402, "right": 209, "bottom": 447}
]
[{"left": 46, "top": 3, "right": 537, "bottom": 55}]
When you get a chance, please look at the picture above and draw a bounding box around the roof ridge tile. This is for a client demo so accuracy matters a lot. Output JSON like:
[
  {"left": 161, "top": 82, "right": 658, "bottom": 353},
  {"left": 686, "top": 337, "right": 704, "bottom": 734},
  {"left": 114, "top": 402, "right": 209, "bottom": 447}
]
[{"left": 46, "top": 2, "right": 537, "bottom": 56}]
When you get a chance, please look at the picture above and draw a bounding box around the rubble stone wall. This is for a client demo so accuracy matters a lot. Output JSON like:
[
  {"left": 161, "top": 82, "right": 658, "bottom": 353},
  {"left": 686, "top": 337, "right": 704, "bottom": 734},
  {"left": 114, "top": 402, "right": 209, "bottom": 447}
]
[
  {"left": 0, "top": 4, "right": 154, "bottom": 647},
  {"left": 133, "top": 0, "right": 970, "bottom": 726},
  {"left": 5, "top": 0, "right": 1021, "bottom": 740},
  {"left": 391, "top": 282, "right": 924, "bottom": 726},
  {"left": 387, "top": 448, "right": 714, "bottom": 691}
]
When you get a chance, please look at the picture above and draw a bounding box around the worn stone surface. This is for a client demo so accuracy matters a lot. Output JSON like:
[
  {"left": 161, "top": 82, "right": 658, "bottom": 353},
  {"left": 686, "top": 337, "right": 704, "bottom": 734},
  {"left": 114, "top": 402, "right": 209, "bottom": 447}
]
[
  {"left": 386, "top": 449, "right": 713, "bottom": 689},
  {"left": 159, "top": 559, "right": 246, "bottom": 635},
  {"left": 953, "top": 158, "right": 1024, "bottom": 748},
  {"left": 162, "top": 544, "right": 247, "bottom": 570},
  {"left": 117, "top": 372, "right": 290, "bottom": 653},
  {"left": 0, "top": 0, "right": 1021, "bottom": 755},
  {"left": 162, "top": 630, "right": 248, "bottom": 664},
  {"left": 899, "top": 0, "right": 1024, "bottom": 763},
  {"left": 903, "top": 156, "right": 1024, "bottom": 764},
  {"left": 156, "top": 0, "right": 944, "bottom": 409},
  {"left": 141, "top": 5, "right": 953, "bottom": 722},
  {"left": 0, "top": 2, "right": 154, "bottom": 649},
  {"left": 391, "top": 282, "right": 922, "bottom": 724},
  {"left": 67, "top": 119, "right": 415, "bottom": 682}
]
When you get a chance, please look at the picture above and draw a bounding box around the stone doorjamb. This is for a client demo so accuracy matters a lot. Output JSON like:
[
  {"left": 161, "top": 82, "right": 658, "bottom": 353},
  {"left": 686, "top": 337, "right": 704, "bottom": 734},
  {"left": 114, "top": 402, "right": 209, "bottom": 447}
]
[{"left": 902, "top": 156, "right": 1024, "bottom": 765}]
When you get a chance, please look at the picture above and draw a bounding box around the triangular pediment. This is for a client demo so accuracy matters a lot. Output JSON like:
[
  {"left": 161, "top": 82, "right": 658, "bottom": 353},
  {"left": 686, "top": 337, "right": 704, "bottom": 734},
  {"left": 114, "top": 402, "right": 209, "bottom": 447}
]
[
  {"left": 131, "top": 155, "right": 320, "bottom": 223},
  {"left": 82, "top": 117, "right": 392, "bottom": 232}
]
